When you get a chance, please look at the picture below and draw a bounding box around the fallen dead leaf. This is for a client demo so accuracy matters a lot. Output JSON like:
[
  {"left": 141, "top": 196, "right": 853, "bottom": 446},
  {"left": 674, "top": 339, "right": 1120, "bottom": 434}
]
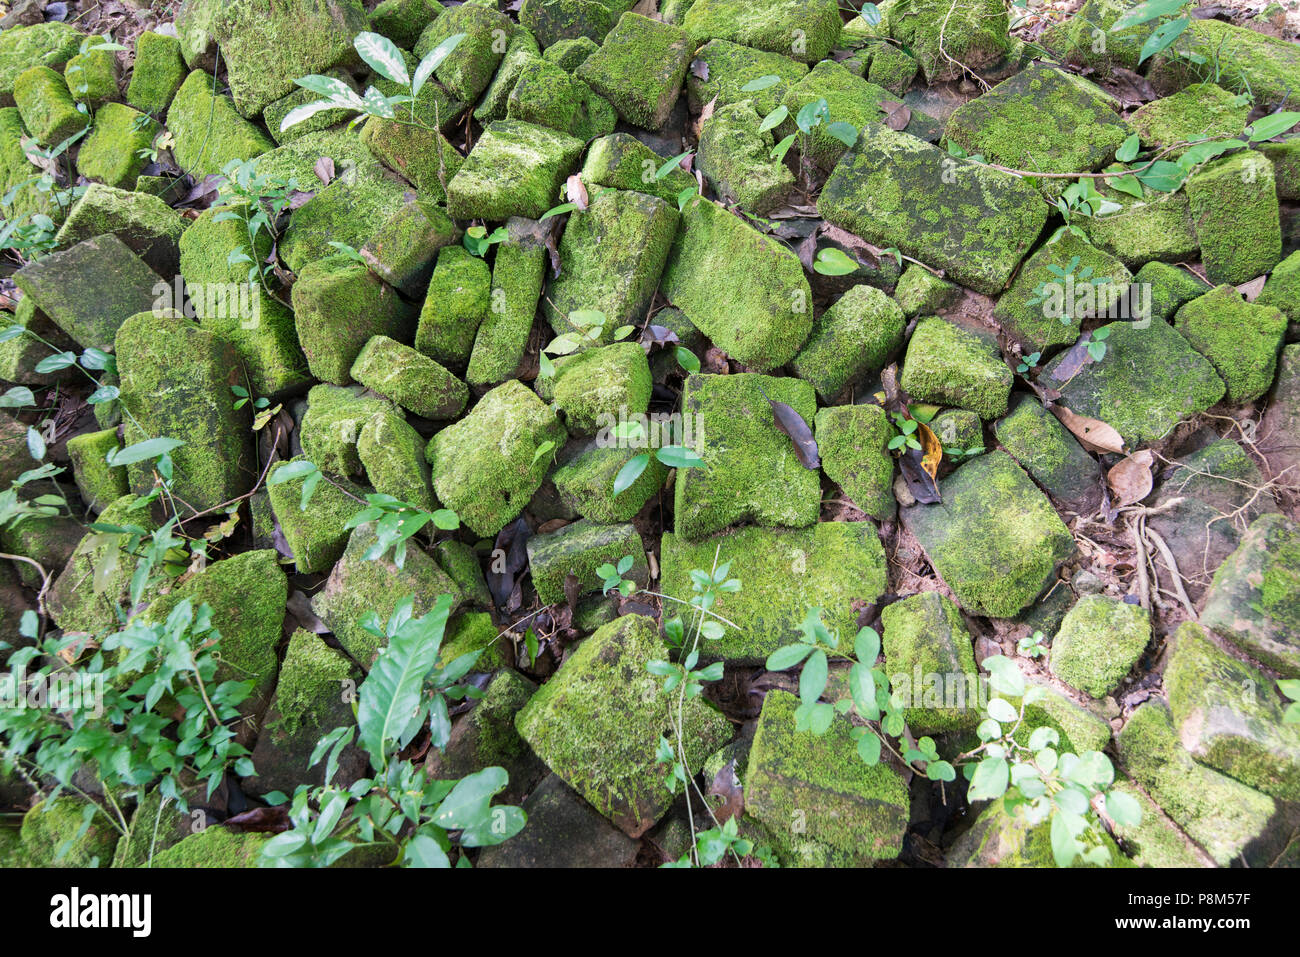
[
  {"left": 1053, "top": 405, "right": 1125, "bottom": 455},
  {"left": 1107, "top": 449, "right": 1154, "bottom": 506},
  {"left": 918, "top": 421, "right": 942, "bottom": 481},
  {"left": 879, "top": 99, "right": 911, "bottom": 131},
  {"left": 1236, "top": 275, "right": 1267, "bottom": 302},
  {"left": 565, "top": 174, "right": 588, "bottom": 211},
  {"left": 314, "top": 156, "right": 335, "bottom": 186}
]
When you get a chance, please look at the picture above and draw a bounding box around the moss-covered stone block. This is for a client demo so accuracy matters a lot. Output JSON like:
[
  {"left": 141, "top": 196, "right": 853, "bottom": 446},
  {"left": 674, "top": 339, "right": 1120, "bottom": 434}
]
[
  {"left": 1165, "top": 621, "right": 1300, "bottom": 801},
  {"left": 814, "top": 404, "right": 894, "bottom": 520},
  {"left": 1174, "top": 285, "right": 1286, "bottom": 404},
  {"left": 433, "top": 540, "right": 492, "bottom": 609},
  {"left": 74, "top": 102, "right": 158, "bottom": 190},
  {"left": 542, "top": 35, "right": 598, "bottom": 71},
  {"left": 467, "top": 223, "right": 548, "bottom": 386},
  {"left": 427, "top": 380, "right": 567, "bottom": 537},
  {"left": 550, "top": 341, "right": 651, "bottom": 436},
  {"left": 685, "top": 37, "right": 806, "bottom": 119},
  {"left": 574, "top": 12, "right": 690, "bottom": 130},
  {"left": 126, "top": 31, "right": 185, "bottom": 115},
  {"left": 1185, "top": 151, "right": 1282, "bottom": 286},
  {"left": 901, "top": 451, "right": 1074, "bottom": 617},
  {"left": 1257, "top": 248, "right": 1300, "bottom": 340},
  {"left": 312, "top": 522, "right": 463, "bottom": 666},
  {"left": 1040, "top": 319, "right": 1225, "bottom": 447},
  {"left": 1201, "top": 513, "right": 1300, "bottom": 678},
  {"left": 281, "top": 170, "right": 412, "bottom": 275},
  {"left": 63, "top": 46, "right": 118, "bottom": 108},
  {"left": 944, "top": 64, "right": 1127, "bottom": 198},
  {"left": 351, "top": 335, "right": 467, "bottom": 422},
  {"left": 0, "top": 296, "right": 79, "bottom": 387},
  {"left": 291, "top": 254, "right": 417, "bottom": 385},
  {"left": 360, "top": 117, "right": 464, "bottom": 201},
  {"left": 931, "top": 408, "right": 983, "bottom": 454},
  {"left": 819, "top": 123, "right": 1047, "bottom": 296},
  {"left": 1117, "top": 700, "right": 1290, "bottom": 867},
  {"left": 263, "top": 70, "right": 361, "bottom": 144},
  {"left": 661, "top": 522, "right": 887, "bottom": 664},
  {"left": 474, "top": 28, "right": 542, "bottom": 124},
  {"left": 893, "top": 263, "right": 958, "bottom": 318},
  {"left": 662, "top": 198, "right": 811, "bottom": 370},
  {"left": 683, "top": 0, "right": 841, "bottom": 64},
  {"left": 696, "top": 98, "right": 792, "bottom": 215},
  {"left": 994, "top": 394, "right": 1100, "bottom": 511},
  {"left": 442, "top": 609, "right": 511, "bottom": 671},
  {"left": 447, "top": 120, "right": 585, "bottom": 222},
  {"left": 266, "top": 456, "right": 362, "bottom": 574},
  {"left": 520, "top": 0, "right": 631, "bottom": 49},
  {"left": 371, "top": 0, "right": 443, "bottom": 47},
  {"left": 880, "top": 591, "right": 979, "bottom": 734},
  {"left": 526, "top": 519, "right": 647, "bottom": 605},
  {"left": 1038, "top": 0, "right": 1146, "bottom": 77},
  {"left": 544, "top": 188, "right": 678, "bottom": 341},
  {"left": 947, "top": 794, "right": 1129, "bottom": 867},
  {"left": 1261, "top": 137, "right": 1300, "bottom": 202},
  {"left": 885, "top": 0, "right": 1009, "bottom": 82},
  {"left": 1147, "top": 18, "right": 1300, "bottom": 113},
  {"left": 55, "top": 182, "right": 184, "bottom": 277},
  {"left": 1134, "top": 259, "right": 1210, "bottom": 322},
  {"left": 46, "top": 494, "right": 154, "bottom": 636},
  {"left": 212, "top": 0, "right": 368, "bottom": 117},
  {"left": 20, "top": 797, "right": 118, "bottom": 867},
  {"left": 429, "top": 669, "right": 545, "bottom": 803},
  {"left": 178, "top": 205, "right": 308, "bottom": 396},
  {"left": 359, "top": 409, "right": 436, "bottom": 510},
  {"left": 746, "top": 689, "right": 907, "bottom": 863},
  {"left": 413, "top": 2, "right": 511, "bottom": 104},
  {"left": 552, "top": 442, "right": 666, "bottom": 523},
  {"left": 362, "top": 200, "right": 459, "bottom": 300},
  {"left": 0, "top": 22, "right": 83, "bottom": 102},
  {"left": 507, "top": 57, "right": 616, "bottom": 140},
  {"left": 13, "top": 65, "right": 83, "bottom": 146},
  {"left": 298, "top": 384, "right": 392, "bottom": 479},
  {"left": 1048, "top": 594, "right": 1150, "bottom": 699},
  {"left": 414, "top": 245, "right": 491, "bottom": 367},
  {"left": 577, "top": 133, "right": 689, "bottom": 206},
  {"left": 673, "top": 373, "right": 820, "bottom": 541},
  {"left": 1129, "top": 83, "right": 1249, "bottom": 156},
  {"left": 790, "top": 285, "right": 904, "bottom": 402},
  {"left": 516, "top": 613, "right": 732, "bottom": 835},
  {"left": 166, "top": 71, "right": 274, "bottom": 178},
  {"left": 111, "top": 781, "right": 203, "bottom": 868},
  {"left": 116, "top": 310, "right": 254, "bottom": 513},
  {"left": 66, "top": 428, "right": 128, "bottom": 514},
  {"left": 867, "top": 42, "right": 917, "bottom": 95},
  {"left": 148, "top": 827, "right": 269, "bottom": 867},
  {"left": 1107, "top": 778, "right": 1207, "bottom": 868},
  {"left": 900, "top": 317, "right": 1011, "bottom": 420}
]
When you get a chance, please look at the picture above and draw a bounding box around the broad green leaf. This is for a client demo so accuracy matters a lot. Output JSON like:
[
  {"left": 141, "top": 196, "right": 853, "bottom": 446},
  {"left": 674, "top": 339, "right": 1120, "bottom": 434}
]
[
  {"left": 1112, "top": 0, "right": 1189, "bottom": 31},
  {"left": 1115, "top": 133, "right": 1140, "bottom": 163},
  {"left": 758, "top": 104, "right": 788, "bottom": 133},
  {"left": 765, "top": 643, "right": 813, "bottom": 671},
  {"left": 1106, "top": 789, "right": 1143, "bottom": 828},
  {"left": 354, "top": 31, "right": 409, "bottom": 84},
  {"left": 1247, "top": 111, "right": 1300, "bottom": 142},
  {"left": 107, "top": 436, "right": 185, "bottom": 466},
  {"left": 613, "top": 453, "right": 650, "bottom": 496},
  {"left": 968, "top": 756, "right": 1009, "bottom": 801},
  {"left": 655, "top": 445, "right": 703, "bottom": 469},
  {"left": 813, "top": 247, "right": 859, "bottom": 276},
  {"left": 742, "top": 74, "right": 782, "bottom": 92},
  {"left": 412, "top": 32, "right": 467, "bottom": 98},
  {"left": 799, "top": 649, "right": 828, "bottom": 705},
  {"left": 1138, "top": 15, "right": 1189, "bottom": 65}
]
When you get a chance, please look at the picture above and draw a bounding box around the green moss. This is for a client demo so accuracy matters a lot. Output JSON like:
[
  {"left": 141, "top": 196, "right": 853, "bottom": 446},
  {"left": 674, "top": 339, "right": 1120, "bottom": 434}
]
[
  {"left": 361, "top": 199, "right": 459, "bottom": 299},
  {"left": 413, "top": 3, "right": 511, "bottom": 104},
  {"left": 866, "top": 43, "right": 917, "bottom": 95},
  {"left": 433, "top": 540, "right": 492, "bottom": 608},
  {"left": 814, "top": 404, "right": 894, "bottom": 520},
  {"left": 1134, "top": 260, "right": 1210, "bottom": 322},
  {"left": 126, "top": 31, "right": 185, "bottom": 115},
  {"left": 685, "top": 38, "right": 806, "bottom": 119},
  {"left": 520, "top": 0, "right": 628, "bottom": 48},
  {"left": 447, "top": 119, "right": 585, "bottom": 221},
  {"left": 550, "top": 341, "right": 652, "bottom": 436},
  {"left": 291, "top": 254, "right": 417, "bottom": 384},
  {"left": 265, "top": 629, "right": 354, "bottom": 740},
  {"left": 542, "top": 36, "right": 597, "bottom": 71},
  {"left": 66, "top": 428, "right": 127, "bottom": 514},
  {"left": 116, "top": 310, "right": 254, "bottom": 514},
  {"left": 466, "top": 230, "right": 547, "bottom": 386},
  {"left": 351, "top": 335, "right": 467, "bottom": 421},
  {"left": 902, "top": 451, "right": 1075, "bottom": 617},
  {"left": 13, "top": 66, "right": 84, "bottom": 146},
  {"left": 212, "top": 0, "right": 368, "bottom": 117},
  {"left": 63, "top": 47, "right": 118, "bottom": 108},
  {"left": 148, "top": 826, "right": 269, "bottom": 867},
  {"left": 1049, "top": 594, "right": 1150, "bottom": 698},
  {"left": 1260, "top": 138, "right": 1300, "bottom": 201},
  {"left": 474, "top": 29, "right": 542, "bottom": 124},
  {"left": 371, "top": 0, "right": 444, "bottom": 47},
  {"left": 993, "top": 394, "right": 1099, "bottom": 507},
  {"left": 177, "top": 205, "right": 308, "bottom": 396},
  {"left": 662, "top": 198, "right": 811, "bottom": 370},
  {"left": 1107, "top": 779, "right": 1207, "bottom": 868},
  {"left": 45, "top": 494, "right": 154, "bottom": 635},
  {"left": 1201, "top": 513, "right": 1300, "bottom": 677},
  {"left": 948, "top": 794, "right": 1129, "bottom": 867},
  {"left": 1165, "top": 622, "right": 1300, "bottom": 801},
  {"left": 0, "top": 296, "right": 79, "bottom": 386},
  {"left": 1040, "top": 319, "right": 1225, "bottom": 447},
  {"left": 553, "top": 443, "right": 666, "bottom": 523},
  {"left": 1256, "top": 249, "right": 1300, "bottom": 338},
  {"left": 931, "top": 409, "right": 983, "bottom": 453},
  {"left": 791, "top": 285, "right": 904, "bottom": 402},
  {"left": 885, "top": 0, "right": 1008, "bottom": 82},
  {"left": 298, "top": 384, "right": 393, "bottom": 478},
  {"left": 900, "top": 317, "right": 1011, "bottom": 419},
  {"left": 1129, "top": 83, "right": 1249, "bottom": 156},
  {"left": 0, "top": 106, "right": 59, "bottom": 224},
  {"left": 880, "top": 592, "right": 979, "bottom": 733},
  {"left": 1173, "top": 285, "right": 1286, "bottom": 404},
  {"left": 74, "top": 102, "right": 158, "bottom": 190},
  {"left": 1117, "top": 701, "right": 1283, "bottom": 867},
  {"left": 893, "top": 264, "right": 959, "bottom": 317},
  {"left": 696, "top": 98, "right": 792, "bottom": 215},
  {"left": 660, "top": 522, "right": 887, "bottom": 664},
  {"left": 145, "top": 549, "right": 286, "bottom": 707},
  {"left": 673, "top": 373, "right": 820, "bottom": 540},
  {"left": 414, "top": 245, "right": 491, "bottom": 366},
  {"left": 266, "top": 456, "right": 365, "bottom": 574},
  {"left": 1081, "top": 181, "right": 1198, "bottom": 268},
  {"left": 442, "top": 610, "right": 510, "bottom": 671},
  {"left": 1146, "top": 18, "right": 1300, "bottom": 113},
  {"left": 263, "top": 70, "right": 360, "bottom": 144},
  {"left": 1038, "top": 0, "right": 1146, "bottom": 77},
  {"left": 746, "top": 690, "right": 907, "bottom": 862},
  {"left": 683, "top": 0, "right": 841, "bottom": 64},
  {"left": 819, "top": 123, "right": 1047, "bottom": 296},
  {"left": 357, "top": 409, "right": 436, "bottom": 511},
  {"left": 1010, "top": 679, "right": 1112, "bottom": 755},
  {"left": 507, "top": 57, "right": 616, "bottom": 140},
  {"left": 449, "top": 669, "right": 538, "bottom": 772},
  {"left": 573, "top": 13, "right": 690, "bottom": 130},
  {"left": 166, "top": 71, "right": 274, "bottom": 178},
  {"left": 360, "top": 117, "right": 464, "bottom": 200},
  {"left": 280, "top": 171, "right": 412, "bottom": 275},
  {"left": 111, "top": 784, "right": 198, "bottom": 868},
  {"left": 0, "top": 22, "right": 83, "bottom": 101},
  {"left": 427, "top": 380, "right": 567, "bottom": 537},
  {"left": 54, "top": 181, "right": 184, "bottom": 277},
  {"left": 20, "top": 798, "right": 119, "bottom": 867},
  {"left": 526, "top": 519, "right": 648, "bottom": 604},
  {"left": 312, "top": 522, "right": 463, "bottom": 666},
  {"left": 515, "top": 613, "right": 733, "bottom": 836},
  {"left": 1185, "top": 151, "right": 1282, "bottom": 285}
]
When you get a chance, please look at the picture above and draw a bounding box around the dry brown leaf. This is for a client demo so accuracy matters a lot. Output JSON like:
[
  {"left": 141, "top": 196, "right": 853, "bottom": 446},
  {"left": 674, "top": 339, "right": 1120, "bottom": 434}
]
[
  {"left": 1107, "top": 449, "right": 1154, "bottom": 506},
  {"left": 1236, "top": 275, "right": 1267, "bottom": 302},
  {"left": 880, "top": 99, "right": 911, "bottom": 131},
  {"left": 918, "top": 421, "right": 942, "bottom": 481},
  {"left": 314, "top": 156, "right": 335, "bottom": 186},
  {"left": 693, "top": 96, "right": 717, "bottom": 139},
  {"left": 1053, "top": 405, "right": 1125, "bottom": 455},
  {"left": 707, "top": 759, "right": 744, "bottom": 824},
  {"left": 565, "top": 174, "right": 588, "bottom": 211}
]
